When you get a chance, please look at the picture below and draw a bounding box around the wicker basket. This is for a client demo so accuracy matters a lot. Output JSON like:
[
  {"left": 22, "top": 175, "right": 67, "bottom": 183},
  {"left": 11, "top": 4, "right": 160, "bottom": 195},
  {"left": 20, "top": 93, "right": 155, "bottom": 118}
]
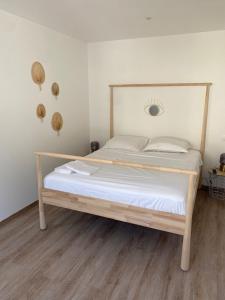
[{"left": 208, "top": 170, "right": 225, "bottom": 200}]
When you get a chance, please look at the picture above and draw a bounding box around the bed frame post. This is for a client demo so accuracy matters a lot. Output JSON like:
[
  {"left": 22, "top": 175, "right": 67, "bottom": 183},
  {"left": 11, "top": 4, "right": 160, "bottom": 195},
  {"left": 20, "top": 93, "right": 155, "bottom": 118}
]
[
  {"left": 110, "top": 86, "right": 114, "bottom": 138},
  {"left": 200, "top": 84, "right": 211, "bottom": 160},
  {"left": 181, "top": 174, "right": 195, "bottom": 271},
  {"left": 36, "top": 154, "right": 47, "bottom": 230}
]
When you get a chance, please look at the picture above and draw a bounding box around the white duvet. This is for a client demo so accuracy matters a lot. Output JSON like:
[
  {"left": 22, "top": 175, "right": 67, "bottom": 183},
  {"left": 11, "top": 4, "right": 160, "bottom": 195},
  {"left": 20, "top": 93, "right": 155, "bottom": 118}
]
[{"left": 44, "top": 148, "right": 202, "bottom": 215}]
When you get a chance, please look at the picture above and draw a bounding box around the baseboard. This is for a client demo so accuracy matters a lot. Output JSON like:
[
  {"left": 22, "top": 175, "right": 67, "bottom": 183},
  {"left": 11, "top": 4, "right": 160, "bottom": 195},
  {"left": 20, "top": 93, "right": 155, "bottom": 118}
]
[{"left": 0, "top": 200, "right": 38, "bottom": 225}]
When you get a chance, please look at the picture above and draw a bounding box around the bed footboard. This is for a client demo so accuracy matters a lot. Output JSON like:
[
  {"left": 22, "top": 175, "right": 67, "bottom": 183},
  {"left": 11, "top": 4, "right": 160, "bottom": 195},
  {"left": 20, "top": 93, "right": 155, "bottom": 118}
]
[{"left": 41, "top": 188, "right": 186, "bottom": 235}]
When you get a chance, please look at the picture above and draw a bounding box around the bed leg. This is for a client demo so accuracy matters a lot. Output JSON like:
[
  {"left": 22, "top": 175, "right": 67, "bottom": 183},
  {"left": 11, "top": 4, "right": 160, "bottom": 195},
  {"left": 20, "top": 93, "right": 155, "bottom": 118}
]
[
  {"left": 36, "top": 154, "right": 47, "bottom": 230},
  {"left": 181, "top": 230, "right": 191, "bottom": 271},
  {"left": 39, "top": 200, "right": 47, "bottom": 230},
  {"left": 180, "top": 174, "right": 195, "bottom": 271}
]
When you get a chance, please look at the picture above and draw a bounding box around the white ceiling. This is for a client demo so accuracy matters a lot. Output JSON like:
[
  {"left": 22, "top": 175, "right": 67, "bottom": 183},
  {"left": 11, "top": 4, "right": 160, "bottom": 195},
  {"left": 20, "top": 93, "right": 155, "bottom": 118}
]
[{"left": 0, "top": 0, "right": 225, "bottom": 42}]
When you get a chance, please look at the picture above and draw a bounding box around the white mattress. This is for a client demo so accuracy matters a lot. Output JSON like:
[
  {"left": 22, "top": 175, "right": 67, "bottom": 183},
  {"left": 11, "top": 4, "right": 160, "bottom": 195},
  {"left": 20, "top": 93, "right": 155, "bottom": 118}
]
[{"left": 44, "top": 149, "right": 201, "bottom": 215}]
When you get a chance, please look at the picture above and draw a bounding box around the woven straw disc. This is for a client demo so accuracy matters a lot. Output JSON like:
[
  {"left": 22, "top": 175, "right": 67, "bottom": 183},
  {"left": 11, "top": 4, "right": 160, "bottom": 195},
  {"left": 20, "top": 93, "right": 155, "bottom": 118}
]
[
  {"left": 51, "top": 112, "right": 63, "bottom": 132},
  {"left": 31, "top": 62, "right": 45, "bottom": 89},
  {"left": 36, "top": 104, "right": 46, "bottom": 119},
  {"left": 52, "top": 82, "right": 60, "bottom": 96}
]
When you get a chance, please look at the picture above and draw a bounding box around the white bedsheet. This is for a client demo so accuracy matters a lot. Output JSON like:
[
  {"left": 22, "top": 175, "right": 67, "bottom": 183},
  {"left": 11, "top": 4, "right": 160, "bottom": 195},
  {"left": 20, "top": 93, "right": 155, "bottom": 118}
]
[{"left": 44, "top": 149, "right": 202, "bottom": 215}]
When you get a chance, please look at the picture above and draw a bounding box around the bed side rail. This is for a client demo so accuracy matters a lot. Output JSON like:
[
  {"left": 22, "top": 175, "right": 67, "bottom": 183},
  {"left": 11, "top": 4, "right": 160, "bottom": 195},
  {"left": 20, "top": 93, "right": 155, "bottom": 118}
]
[{"left": 34, "top": 151, "right": 198, "bottom": 176}]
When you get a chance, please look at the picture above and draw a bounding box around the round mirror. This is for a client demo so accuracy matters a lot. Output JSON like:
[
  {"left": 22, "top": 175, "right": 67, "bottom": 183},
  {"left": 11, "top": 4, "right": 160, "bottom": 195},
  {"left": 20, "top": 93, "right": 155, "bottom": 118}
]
[{"left": 149, "top": 104, "right": 160, "bottom": 116}]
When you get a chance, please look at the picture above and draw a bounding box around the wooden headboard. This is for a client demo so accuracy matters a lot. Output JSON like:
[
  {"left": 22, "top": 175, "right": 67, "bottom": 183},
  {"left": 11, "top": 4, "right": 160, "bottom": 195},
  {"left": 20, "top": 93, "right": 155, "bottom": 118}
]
[{"left": 109, "top": 82, "right": 212, "bottom": 160}]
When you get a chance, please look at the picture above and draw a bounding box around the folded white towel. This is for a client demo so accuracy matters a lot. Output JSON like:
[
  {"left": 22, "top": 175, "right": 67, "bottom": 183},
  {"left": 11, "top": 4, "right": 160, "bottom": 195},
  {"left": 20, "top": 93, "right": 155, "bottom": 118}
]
[
  {"left": 54, "top": 166, "right": 73, "bottom": 174},
  {"left": 66, "top": 160, "right": 99, "bottom": 176}
]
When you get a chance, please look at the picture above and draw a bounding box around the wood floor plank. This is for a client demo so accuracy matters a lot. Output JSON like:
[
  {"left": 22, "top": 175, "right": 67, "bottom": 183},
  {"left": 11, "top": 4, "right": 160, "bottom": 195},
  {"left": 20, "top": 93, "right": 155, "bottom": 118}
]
[{"left": 0, "top": 191, "right": 224, "bottom": 300}]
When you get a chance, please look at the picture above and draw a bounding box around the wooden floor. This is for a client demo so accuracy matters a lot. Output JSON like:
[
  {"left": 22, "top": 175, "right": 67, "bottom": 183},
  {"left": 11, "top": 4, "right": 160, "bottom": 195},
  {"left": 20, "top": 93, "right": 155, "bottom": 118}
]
[{"left": 0, "top": 191, "right": 224, "bottom": 300}]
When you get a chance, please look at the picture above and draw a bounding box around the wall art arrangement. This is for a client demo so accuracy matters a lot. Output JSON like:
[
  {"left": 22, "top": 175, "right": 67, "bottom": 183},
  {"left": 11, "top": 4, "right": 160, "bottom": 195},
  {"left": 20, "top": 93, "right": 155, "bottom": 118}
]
[{"left": 31, "top": 61, "right": 63, "bottom": 134}]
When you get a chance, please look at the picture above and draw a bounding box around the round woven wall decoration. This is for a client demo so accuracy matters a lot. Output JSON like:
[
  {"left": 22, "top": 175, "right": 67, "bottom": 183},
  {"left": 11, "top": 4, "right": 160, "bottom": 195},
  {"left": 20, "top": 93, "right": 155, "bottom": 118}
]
[
  {"left": 36, "top": 104, "right": 46, "bottom": 120},
  {"left": 51, "top": 112, "right": 63, "bottom": 134},
  {"left": 51, "top": 82, "right": 60, "bottom": 97},
  {"left": 31, "top": 61, "right": 45, "bottom": 90}
]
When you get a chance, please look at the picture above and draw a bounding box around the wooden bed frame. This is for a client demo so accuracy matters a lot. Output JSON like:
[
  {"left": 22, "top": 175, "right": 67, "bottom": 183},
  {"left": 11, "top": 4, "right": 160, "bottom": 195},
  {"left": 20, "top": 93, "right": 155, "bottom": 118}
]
[{"left": 35, "top": 82, "right": 212, "bottom": 271}]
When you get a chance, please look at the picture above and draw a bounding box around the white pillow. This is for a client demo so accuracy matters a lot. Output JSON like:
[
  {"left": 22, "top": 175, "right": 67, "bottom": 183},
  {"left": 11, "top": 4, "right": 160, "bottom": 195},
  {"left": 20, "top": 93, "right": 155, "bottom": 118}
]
[
  {"left": 143, "top": 136, "right": 191, "bottom": 153},
  {"left": 103, "top": 135, "right": 149, "bottom": 152}
]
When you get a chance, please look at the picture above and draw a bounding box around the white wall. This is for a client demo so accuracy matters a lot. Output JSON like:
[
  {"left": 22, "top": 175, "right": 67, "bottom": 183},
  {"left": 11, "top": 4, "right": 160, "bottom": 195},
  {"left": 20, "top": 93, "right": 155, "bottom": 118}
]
[
  {"left": 112, "top": 87, "right": 205, "bottom": 150},
  {"left": 88, "top": 31, "right": 225, "bottom": 181},
  {"left": 0, "top": 10, "right": 89, "bottom": 221}
]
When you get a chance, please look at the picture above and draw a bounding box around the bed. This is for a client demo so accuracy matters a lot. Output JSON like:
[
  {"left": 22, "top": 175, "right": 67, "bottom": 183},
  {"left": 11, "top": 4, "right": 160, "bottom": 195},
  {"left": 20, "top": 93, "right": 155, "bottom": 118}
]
[
  {"left": 35, "top": 82, "right": 212, "bottom": 271},
  {"left": 45, "top": 148, "right": 202, "bottom": 216}
]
